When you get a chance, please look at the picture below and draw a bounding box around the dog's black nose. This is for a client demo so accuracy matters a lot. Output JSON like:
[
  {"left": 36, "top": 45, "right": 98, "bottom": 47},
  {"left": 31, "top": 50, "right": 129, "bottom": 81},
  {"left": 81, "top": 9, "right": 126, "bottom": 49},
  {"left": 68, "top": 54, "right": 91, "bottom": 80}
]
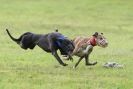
[{"left": 104, "top": 43, "right": 108, "bottom": 47}]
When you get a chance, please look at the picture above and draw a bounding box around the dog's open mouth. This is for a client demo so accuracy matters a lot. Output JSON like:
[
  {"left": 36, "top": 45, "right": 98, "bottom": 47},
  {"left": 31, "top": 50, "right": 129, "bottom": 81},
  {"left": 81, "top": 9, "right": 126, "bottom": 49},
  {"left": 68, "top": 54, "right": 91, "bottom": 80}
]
[
  {"left": 99, "top": 42, "right": 108, "bottom": 48},
  {"left": 102, "top": 44, "right": 108, "bottom": 48}
]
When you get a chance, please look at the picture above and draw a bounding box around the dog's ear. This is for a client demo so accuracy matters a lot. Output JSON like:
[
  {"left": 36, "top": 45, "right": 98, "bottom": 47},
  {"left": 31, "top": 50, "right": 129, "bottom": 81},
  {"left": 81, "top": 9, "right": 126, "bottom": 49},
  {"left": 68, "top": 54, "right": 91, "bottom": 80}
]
[
  {"left": 93, "top": 32, "right": 98, "bottom": 37},
  {"left": 55, "top": 29, "right": 58, "bottom": 32}
]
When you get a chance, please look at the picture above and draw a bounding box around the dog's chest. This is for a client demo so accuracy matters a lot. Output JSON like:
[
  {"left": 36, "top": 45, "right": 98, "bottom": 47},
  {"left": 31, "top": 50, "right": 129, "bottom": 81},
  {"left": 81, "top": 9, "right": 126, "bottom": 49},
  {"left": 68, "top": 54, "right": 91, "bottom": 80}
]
[
  {"left": 75, "top": 46, "right": 86, "bottom": 57},
  {"left": 75, "top": 46, "right": 93, "bottom": 57}
]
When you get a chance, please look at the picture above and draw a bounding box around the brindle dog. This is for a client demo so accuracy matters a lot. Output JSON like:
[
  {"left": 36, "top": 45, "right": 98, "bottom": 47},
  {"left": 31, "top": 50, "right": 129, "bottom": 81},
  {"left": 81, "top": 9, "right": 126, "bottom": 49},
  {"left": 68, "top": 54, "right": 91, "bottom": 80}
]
[{"left": 65, "top": 32, "right": 108, "bottom": 68}]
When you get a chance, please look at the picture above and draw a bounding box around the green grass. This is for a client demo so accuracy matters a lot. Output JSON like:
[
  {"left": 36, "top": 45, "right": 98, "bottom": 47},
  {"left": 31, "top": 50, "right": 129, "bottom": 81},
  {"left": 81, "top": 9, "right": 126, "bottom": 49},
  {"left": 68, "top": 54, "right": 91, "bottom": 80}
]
[{"left": 0, "top": 0, "right": 133, "bottom": 89}]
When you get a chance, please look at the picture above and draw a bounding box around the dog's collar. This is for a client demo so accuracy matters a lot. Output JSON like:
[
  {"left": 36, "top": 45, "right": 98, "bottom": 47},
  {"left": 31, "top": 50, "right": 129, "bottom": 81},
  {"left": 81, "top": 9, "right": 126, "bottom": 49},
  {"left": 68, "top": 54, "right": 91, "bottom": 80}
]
[{"left": 87, "top": 36, "right": 97, "bottom": 46}]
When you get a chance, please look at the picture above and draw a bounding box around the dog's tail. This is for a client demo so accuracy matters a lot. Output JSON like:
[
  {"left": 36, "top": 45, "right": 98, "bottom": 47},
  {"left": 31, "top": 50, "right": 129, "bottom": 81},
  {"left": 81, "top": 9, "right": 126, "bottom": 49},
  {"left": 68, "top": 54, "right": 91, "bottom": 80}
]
[{"left": 6, "top": 29, "right": 20, "bottom": 43}]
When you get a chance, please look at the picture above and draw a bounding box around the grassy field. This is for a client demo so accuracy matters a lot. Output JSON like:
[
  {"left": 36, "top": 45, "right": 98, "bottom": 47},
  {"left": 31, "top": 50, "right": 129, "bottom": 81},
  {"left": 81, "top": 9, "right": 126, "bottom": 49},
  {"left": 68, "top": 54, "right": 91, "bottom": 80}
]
[{"left": 0, "top": 0, "right": 133, "bottom": 89}]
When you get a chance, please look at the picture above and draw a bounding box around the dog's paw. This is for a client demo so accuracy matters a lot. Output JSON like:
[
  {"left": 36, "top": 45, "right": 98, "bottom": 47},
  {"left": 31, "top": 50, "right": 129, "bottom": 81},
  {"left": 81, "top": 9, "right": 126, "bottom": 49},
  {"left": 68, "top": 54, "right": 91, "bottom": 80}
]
[
  {"left": 86, "top": 61, "right": 98, "bottom": 66},
  {"left": 93, "top": 61, "right": 97, "bottom": 65},
  {"left": 62, "top": 63, "right": 68, "bottom": 66}
]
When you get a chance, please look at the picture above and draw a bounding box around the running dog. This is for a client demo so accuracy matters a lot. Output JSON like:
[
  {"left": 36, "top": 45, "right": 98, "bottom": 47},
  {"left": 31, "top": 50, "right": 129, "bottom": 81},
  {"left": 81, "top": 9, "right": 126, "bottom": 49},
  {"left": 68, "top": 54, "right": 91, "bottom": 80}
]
[
  {"left": 6, "top": 29, "right": 74, "bottom": 66},
  {"left": 65, "top": 32, "right": 108, "bottom": 68}
]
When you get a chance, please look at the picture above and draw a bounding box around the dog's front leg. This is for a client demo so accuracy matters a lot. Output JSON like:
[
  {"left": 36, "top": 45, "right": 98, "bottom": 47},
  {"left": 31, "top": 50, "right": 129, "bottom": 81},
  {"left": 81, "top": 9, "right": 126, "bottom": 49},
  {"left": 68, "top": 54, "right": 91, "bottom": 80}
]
[
  {"left": 52, "top": 51, "right": 68, "bottom": 66},
  {"left": 85, "top": 48, "right": 97, "bottom": 66},
  {"left": 74, "top": 56, "right": 84, "bottom": 68}
]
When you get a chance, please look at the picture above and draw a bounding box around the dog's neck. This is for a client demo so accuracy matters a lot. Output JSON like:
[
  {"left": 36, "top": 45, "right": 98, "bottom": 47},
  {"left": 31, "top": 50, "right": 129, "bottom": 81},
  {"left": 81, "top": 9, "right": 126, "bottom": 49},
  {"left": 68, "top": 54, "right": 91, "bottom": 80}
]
[{"left": 87, "top": 36, "right": 97, "bottom": 46}]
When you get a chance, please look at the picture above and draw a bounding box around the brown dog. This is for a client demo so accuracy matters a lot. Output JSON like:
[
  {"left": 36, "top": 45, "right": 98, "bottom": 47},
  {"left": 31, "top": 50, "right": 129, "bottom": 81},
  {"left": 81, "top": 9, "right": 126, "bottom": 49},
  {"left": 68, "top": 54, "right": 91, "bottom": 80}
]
[{"left": 65, "top": 32, "right": 108, "bottom": 68}]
